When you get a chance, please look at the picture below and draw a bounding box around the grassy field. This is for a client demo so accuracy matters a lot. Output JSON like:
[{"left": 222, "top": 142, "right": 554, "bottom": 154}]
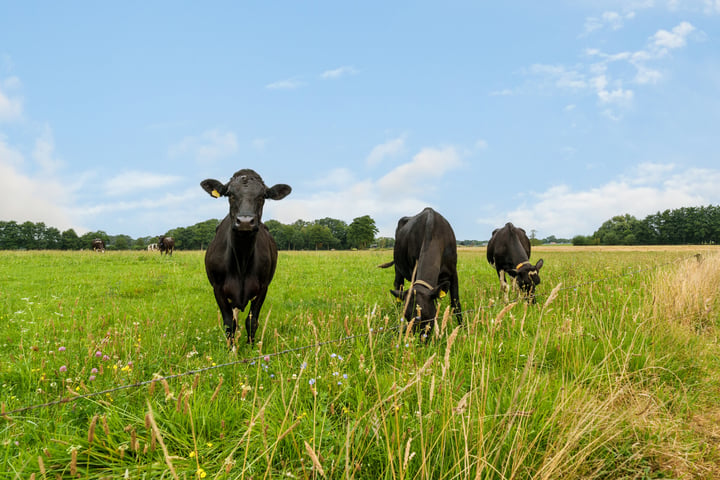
[{"left": 1, "top": 246, "right": 719, "bottom": 479}]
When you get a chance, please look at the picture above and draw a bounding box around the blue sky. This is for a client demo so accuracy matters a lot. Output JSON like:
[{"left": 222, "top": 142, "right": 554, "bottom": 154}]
[{"left": 1, "top": 1, "right": 719, "bottom": 241}]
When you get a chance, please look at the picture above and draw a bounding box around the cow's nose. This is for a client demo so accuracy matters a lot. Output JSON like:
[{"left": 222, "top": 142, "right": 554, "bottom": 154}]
[{"left": 234, "top": 215, "right": 257, "bottom": 230}]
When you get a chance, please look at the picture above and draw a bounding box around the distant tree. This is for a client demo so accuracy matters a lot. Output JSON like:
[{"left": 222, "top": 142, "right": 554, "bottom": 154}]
[
  {"left": 347, "top": 215, "right": 378, "bottom": 249},
  {"left": 315, "top": 217, "right": 348, "bottom": 248},
  {"left": 61, "top": 229, "right": 81, "bottom": 250}
]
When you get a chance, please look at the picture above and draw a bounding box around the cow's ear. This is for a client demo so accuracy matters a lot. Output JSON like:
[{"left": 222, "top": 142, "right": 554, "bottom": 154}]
[
  {"left": 535, "top": 259, "right": 544, "bottom": 271},
  {"left": 201, "top": 179, "right": 227, "bottom": 198},
  {"left": 390, "top": 289, "right": 406, "bottom": 303},
  {"left": 266, "top": 184, "right": 291, "bottom": 201}
]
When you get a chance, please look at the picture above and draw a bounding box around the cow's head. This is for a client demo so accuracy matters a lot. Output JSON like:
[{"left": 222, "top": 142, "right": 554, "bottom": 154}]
[
  {"left": 201, "top": 169, "right": 291, "bottom": 232},
  {"left": 390, "top": 280, "right": 449, "bottom": 335},
  {"left": 511, "top": 259, "right": 544, "bottom": 298}
]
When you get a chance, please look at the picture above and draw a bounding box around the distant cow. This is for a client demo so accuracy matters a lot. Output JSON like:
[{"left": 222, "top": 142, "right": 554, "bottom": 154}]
[
  {"left": 201, "top": 169, "right": 291, "bottom": 346},
  {"left": 158, "top": 236, "right": 175, "bottom": 255},
  {"left": 379, "top": 208, "right": 462, "bottom": 335},
  {"left": 147, "top": 243, "right": 158, "bottom": 252},
  {"left": 91, "top": 238, "right": 105, "bottom": 253},
  {"left": 486, "top": 222, "right": 543, "bottom": 300}
]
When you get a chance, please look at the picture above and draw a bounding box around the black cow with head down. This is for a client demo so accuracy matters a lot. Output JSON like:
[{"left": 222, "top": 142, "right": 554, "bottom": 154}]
[
  {"left": 379, "top": 208, "right": 462, "bottom": 335},
  {"left": 158, "top": 236, "right": 175, "bottom": 255},
  {"left": 201, "top": 169, "right": 291, "bottom": 347},
  {"left": 486, "top": 222, "right": 543, "bottom": 300}
]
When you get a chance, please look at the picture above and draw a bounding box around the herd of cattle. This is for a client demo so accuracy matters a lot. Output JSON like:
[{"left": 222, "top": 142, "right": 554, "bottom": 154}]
[
  {"left": 199, "top": 169, "right": 544, "bottom": 348},
  {"left": 90, "top": 168, "right": 543, "bottom": 347}
]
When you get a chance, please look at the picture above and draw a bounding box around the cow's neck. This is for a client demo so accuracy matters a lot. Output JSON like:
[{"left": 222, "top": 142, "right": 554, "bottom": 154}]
[{"left": 228, "top": 229, "right": 258, "bottom": 272}]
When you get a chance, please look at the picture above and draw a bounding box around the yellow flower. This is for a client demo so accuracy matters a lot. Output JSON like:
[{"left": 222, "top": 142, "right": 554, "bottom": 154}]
[
  {"left": 206, "top": 442, "right": 213, "bottom": 447},
  {"left": 197, "top": 467, "right": 207, "bottom": 478},
  {"left": 189, "top": 451, "right": 196, "bottom": 458}
]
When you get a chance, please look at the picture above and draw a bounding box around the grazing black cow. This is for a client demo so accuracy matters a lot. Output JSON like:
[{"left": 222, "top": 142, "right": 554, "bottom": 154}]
[
  {"left": 91, "top": 238, "right": 105, "bottom": 252},
  {"left": 158, "top": 236, "right": 175, "bottom": 255},
  {"left": 379, "top": 208, "right": 462, "bottom": 335},
  {"left": 486, "top": 222, "right": 543, "bottom": 299},
  {"left": 201, "top": 169, "right": 291, "bottom": 346}
]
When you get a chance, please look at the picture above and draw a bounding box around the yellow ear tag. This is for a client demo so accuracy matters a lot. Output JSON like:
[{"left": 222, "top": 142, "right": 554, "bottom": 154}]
[
  {"left": 439, "top": 290, "right": 447, "bottom": 298},
  {"left": 211, "top": 189, "right": 221, "bottom": 198},
  {"left": 516, "top": 263, "right": 526, "bottom": 270},
  {"left": 396, "top": 297, "right": 402, "bottom": 303}
]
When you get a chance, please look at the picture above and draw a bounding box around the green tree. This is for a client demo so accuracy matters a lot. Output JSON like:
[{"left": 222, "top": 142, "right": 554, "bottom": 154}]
[{"left": 347, "top": 215, "right": 378, "bottom": 249}]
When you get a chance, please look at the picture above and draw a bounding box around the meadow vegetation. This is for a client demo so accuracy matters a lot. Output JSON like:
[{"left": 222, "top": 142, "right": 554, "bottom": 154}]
[{"left": 1, "top": 246, "right": 719, "bottom": 479}]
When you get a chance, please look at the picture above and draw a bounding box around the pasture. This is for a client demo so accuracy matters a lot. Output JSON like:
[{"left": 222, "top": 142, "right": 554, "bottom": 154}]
[{"left": 1, "top": 246, "right": 720, "bottom": 479}]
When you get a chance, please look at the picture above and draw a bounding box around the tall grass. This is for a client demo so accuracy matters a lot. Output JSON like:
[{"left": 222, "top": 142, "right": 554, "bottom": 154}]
[{"left": 0, "top": 247, "right": 719, "bottom": 478}]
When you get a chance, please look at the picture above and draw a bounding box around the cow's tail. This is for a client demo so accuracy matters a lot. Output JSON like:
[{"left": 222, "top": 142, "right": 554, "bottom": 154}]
[{"left": 377, "top": 260, "right": 394, "bottom": 269}]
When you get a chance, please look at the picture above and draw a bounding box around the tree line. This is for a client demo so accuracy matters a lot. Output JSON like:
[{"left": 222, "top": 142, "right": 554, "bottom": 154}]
[
  {"left": 572, "top": 205, "right": 720, "bottom": 245},
  {"left": 0, "top": 215, "right": 383, "bottom": 251}
]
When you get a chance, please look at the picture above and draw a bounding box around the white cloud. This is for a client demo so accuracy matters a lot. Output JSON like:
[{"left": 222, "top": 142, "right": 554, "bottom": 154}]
[
  {"left": 103, "top": 171, "right": 183, "bottom": 196},
  {"left": 320, "top": 65, "right": 358, "bottom": 79},
  {"left": 484, "top": 163, "right": 720, "bottom": 238},
  {"left": 0, "top": 139, "right": 81, "bottom": 232},
  {"left": 169, "top": 129, "right": 238, "bottom": 163},
  {"left": 583, "top": 10, "right": 636, "bottom": 34},
  {"left": 650, "top": 21, "right": 695, "bottom": 49},
  {"left": 265, "top": 78, "right": 305, "bottom": 90},
  {"left": 377, "top": 146, "right": 463, "bottom": 194},
  {"left": 32, "top": 125, "right": 63, "bottom": 174},
  {"left": 366, "top": 135, "right": 406, "bottom": 166},
  {"left": 271, "top": 145, "right": 465, "bottom": 236},
  {"left": 0, "top": 80, "right": 23, "bottom": 122}
]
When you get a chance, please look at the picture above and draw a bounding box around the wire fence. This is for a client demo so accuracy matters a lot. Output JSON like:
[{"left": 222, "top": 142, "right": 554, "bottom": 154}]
[{"left": 1, "top": 252, "right": 705, "bottom": 418}]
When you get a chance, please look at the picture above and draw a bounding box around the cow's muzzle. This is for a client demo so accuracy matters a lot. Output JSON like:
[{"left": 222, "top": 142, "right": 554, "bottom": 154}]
[{"left": 233, "top": 215, "right": 258, "bottom": 231}]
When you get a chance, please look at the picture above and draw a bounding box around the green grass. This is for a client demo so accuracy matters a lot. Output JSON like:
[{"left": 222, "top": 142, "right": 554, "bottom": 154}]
[{"left": 1, "top": 247, "right": 719, "bottom": 479}]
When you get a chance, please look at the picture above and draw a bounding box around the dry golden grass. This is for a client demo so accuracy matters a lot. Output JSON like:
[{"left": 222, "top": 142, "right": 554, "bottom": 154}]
[{"left": 651, "top": 252, "right": 720, "bottom": 333}]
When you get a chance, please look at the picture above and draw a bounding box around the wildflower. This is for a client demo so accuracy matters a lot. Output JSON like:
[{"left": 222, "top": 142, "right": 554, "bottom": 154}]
[
  {"left": 309, "top": 378, "right": 316, "bottom": 386},
  {"left": 91, "top": 368, "right": 98, "bottom": 374},
  {"left": 59, "top": 365, "right": 67, "bottom": 372},
  {"left": 189, "top": 451, "right": 196, "bottom": 458},
  {"left": 330, "top": 353, "right": 337, "bottom": 359},
  {"left": 89, "top": 375, "right": 96, "bottom": 382},
  {"left": 206, "top": 442, "right": 213, "bottom": 447},
  {"left": 102, "top": 355, "right": 110, "bottom": 361},
  {"left": 197, "top": 467, "right": 207, "bottom": 478},
  {"left": 343, "top": 374, "right": 348, "bottom": 379},
  {"left": 263, "top": 355, "right": 270, "bottom": 362},
  {"left": 58, "top": 346, "right": 66, "bottom": 352},
  {"left": 95, "top": 351, "right": 102, "bottom": 357},
  {"left": 332, "top": 371, "right": 339, "bottom": 377},
  {"left": 300, "top": 362, "right": 307, "bottom": 370}
]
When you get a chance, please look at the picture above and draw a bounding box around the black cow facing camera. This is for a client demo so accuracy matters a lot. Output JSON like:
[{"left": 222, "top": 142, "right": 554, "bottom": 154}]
[
  {"left": 201, "top": 169, "right": 291, "bottom": 347},
  {"left": 487, "top": 222, "right": 543, "bottom": 301}
]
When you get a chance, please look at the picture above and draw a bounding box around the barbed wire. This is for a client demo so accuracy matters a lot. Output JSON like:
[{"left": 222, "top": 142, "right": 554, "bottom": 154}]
[{"left": 1, "top": 252, "right": 706, "bottom": 419}]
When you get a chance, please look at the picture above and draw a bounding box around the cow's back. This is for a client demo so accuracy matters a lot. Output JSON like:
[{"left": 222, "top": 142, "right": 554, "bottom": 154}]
[
  {"left": 393, "top": 208, "right": 456, "bottom": 281},
  {"left": 487, "top": 223, "right": 531, "bottom": 266}
]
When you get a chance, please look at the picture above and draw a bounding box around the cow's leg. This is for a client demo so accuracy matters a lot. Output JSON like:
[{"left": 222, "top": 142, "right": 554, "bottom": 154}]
[
  {"left": 246, "top": 290, "right": 268, "bottom": 344},
  {"left": 213, "top": 287, "right": 236, "bottom": 345},
  {"left": 498, "top": 269, "right": 509, "bottom": 291},
  {"left": 450, "top": 273, "right": 462, "bottom": 325}
]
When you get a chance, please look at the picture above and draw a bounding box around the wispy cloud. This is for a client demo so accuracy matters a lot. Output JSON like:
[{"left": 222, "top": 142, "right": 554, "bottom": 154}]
[
  {"left": 103, "top": 171, "right": 183, "bottom": 196},
  {"left": 583, "top": 10, "right": 636, "bottom": 35},
  {"left": 524, "top": 20, "right": 698, "bottom": 117},
  {"left": 265, "top": 78, "right": 306, "bottom": 90},
  {"left": 320, "top": 65, "right": 358, "bottom": 79},
  {"left": 0, "top": 76, "right": 23, "bottom": 122},
  {"left": 366, "top": 135, "right": 406, "bottom": 167},
  {"left": 271, "top": 145, "right": 465, "bottom": 236},
  {"left": 169, "top": 129, "right": 238, "bottom": 163}
]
